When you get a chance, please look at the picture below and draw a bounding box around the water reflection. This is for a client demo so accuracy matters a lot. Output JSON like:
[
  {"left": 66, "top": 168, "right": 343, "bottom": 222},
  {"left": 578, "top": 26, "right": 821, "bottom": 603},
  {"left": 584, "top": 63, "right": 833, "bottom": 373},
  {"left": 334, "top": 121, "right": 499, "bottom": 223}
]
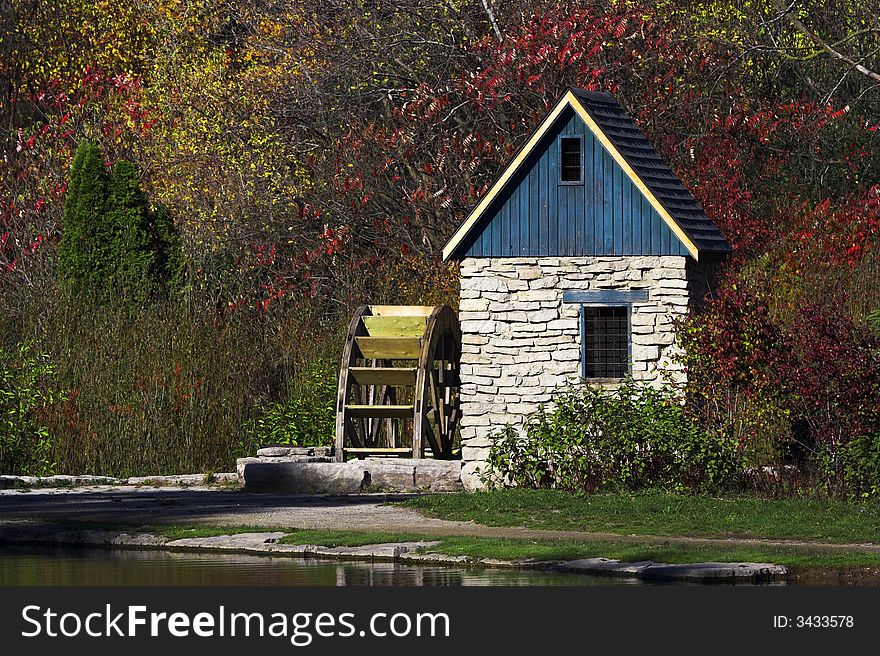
[{"left": 0, "top": 546, "right": 640, "bottom": 587}]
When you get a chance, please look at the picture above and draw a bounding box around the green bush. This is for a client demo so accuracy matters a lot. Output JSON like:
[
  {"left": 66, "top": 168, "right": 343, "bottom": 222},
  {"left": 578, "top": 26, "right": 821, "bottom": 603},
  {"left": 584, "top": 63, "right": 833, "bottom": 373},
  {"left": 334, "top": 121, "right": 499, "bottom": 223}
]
[
  {"left": 483, "top": 378, "right": 743, "bottom": 494},
  {"left": 839, "top": 433, "right": 880, "bottom": 499},
  {"left": 247, "top": 360, "right": 337, "bottom": 448},
  {"left": 0, "top": 343, "right": 64, "bottom": 475},
  {"left": 58, "top": 141, "right": 111, "bottom": 296},
  {"left": 58, "top": 142, "right": 183, "bottom": 302}
]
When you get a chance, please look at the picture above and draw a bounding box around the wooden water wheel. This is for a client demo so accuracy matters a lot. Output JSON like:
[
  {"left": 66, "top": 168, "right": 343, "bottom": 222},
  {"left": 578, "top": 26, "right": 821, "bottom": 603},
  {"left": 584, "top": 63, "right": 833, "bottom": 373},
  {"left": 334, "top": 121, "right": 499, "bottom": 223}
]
[{"left": 334, "top": 305, "right": 461, "bottom": 461}]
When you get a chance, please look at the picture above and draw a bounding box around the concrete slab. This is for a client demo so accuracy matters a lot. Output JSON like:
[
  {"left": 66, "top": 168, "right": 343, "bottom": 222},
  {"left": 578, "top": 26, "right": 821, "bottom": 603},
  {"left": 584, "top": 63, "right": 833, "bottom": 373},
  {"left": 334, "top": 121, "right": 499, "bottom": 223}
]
[{"left": 167, "top": 532, "right": 287, "bottom": 549}]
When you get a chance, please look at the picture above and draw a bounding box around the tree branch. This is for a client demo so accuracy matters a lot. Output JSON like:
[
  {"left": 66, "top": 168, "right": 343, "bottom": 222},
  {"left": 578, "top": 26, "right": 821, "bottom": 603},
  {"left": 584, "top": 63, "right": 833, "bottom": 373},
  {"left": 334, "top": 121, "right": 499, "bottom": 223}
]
[{"left": 773, "top": 0, "right": 880, "bottom": 83}]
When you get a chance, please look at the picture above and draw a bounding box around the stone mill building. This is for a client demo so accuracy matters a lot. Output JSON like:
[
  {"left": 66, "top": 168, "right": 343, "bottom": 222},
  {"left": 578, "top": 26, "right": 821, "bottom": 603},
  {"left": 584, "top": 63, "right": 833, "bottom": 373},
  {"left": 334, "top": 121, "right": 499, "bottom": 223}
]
[{"left": 441, "top": 88, "right": 732, "bottom": 489}]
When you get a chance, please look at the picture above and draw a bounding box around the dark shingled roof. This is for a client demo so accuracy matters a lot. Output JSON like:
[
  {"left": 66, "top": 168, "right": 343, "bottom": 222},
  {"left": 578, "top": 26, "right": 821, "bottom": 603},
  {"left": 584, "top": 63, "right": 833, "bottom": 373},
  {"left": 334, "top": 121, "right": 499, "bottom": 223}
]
[{"left": 570, "top": 87, "right": 731, "bottom": 253}]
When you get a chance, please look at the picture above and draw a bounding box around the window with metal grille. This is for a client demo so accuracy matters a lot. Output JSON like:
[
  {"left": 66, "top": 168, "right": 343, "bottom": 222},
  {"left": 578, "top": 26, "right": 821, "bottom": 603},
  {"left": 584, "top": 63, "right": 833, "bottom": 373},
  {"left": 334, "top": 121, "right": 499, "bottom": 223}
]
[
  {"left": 581, "top": 306, "right": 630, "bottom": 379},
  {"left": 560, "top": 136, "right": 583, "bottom": 184}
]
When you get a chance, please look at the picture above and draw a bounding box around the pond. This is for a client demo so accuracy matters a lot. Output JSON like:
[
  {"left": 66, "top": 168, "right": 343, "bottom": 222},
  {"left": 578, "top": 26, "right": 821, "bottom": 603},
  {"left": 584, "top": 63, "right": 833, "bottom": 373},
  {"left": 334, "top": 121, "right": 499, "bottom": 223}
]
[{"left": 0, "top": 546, "right": 644, "bottom": 587}]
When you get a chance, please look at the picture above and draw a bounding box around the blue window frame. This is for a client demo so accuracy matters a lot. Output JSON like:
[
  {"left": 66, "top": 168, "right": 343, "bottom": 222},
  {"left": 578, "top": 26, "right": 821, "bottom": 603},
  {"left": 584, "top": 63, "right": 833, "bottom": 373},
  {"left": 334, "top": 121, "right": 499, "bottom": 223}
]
[
  {"left": 559, "top": 135, "right": 584, "bottom": 185},
  {"left": 580, "top": 304, "right": 631, "bottom": 380},
  {"left": 563, "top": 290, "right": 644, "bottom": 381}
]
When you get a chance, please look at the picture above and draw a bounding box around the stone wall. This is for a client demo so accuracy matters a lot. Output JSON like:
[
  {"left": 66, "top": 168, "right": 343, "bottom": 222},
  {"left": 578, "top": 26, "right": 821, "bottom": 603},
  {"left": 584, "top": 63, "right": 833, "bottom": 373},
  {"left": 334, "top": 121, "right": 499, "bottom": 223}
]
[{"left": 457, "top": 256, "right": 692, "bottom": 490}]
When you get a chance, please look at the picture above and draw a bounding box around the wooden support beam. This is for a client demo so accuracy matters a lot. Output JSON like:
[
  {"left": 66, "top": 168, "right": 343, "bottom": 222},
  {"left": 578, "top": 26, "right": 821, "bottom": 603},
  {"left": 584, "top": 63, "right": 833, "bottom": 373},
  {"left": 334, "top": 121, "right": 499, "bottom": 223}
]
[
  {"left": 356, "top": 337, "right": 421, "bottom": 359},
  {"left": 346, "top": 404, "right": 414, "bottom": 419},
  {"left": 349, "top": 367, "right": 418, "bottom": 386},
  {"left": 363, "top": 316, "right": 427, "bottom": 337},
  {"left": 344, "top": 447, "right": 414, "bottom": 455}
]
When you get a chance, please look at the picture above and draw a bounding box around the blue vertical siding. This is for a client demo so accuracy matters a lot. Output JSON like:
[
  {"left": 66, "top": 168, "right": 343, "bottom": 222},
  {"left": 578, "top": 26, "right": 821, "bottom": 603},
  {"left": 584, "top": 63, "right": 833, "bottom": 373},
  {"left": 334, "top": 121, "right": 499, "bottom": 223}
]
[{"left": 463, "top": 107, "right": 690, "bottom": 258}]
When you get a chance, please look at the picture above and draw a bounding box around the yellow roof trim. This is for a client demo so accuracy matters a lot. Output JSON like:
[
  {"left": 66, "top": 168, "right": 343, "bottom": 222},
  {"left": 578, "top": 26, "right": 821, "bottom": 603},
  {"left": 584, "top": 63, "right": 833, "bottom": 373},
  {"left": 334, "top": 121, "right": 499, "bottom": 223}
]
[
  {"left": 442, "top": 90, "right": 701, "bottom": 261},
  {"left": 441, "top": 93, "right": 572, "bottom": 261},
  {"left": 567, "top": 94, "right": 699, "bottom": 260}
]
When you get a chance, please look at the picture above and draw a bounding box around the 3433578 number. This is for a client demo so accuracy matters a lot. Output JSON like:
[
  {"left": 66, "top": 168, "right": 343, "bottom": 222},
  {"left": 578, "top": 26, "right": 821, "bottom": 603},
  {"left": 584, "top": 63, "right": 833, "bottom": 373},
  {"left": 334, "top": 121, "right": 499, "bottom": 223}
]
[{"left": 796, "top": 616, "right": 854, "bottom": 628}]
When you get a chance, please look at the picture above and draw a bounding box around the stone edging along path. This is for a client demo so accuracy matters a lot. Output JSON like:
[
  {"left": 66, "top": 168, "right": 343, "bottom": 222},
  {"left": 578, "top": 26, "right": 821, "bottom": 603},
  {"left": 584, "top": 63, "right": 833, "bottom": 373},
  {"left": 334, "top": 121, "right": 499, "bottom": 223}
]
[
  {"left": 0, "top": 473, "right": 241, "bottom": 489},
  {"left": 0, "top": 524, "right": 786, "bottom": 584}
]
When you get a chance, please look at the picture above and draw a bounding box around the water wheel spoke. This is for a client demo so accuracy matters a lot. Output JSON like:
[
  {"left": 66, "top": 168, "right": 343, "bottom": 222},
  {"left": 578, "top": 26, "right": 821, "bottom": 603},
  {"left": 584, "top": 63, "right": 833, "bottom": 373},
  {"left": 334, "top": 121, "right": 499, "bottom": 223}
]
[{"left": 423, "top": 412, "right": 443, "bottom": 458}]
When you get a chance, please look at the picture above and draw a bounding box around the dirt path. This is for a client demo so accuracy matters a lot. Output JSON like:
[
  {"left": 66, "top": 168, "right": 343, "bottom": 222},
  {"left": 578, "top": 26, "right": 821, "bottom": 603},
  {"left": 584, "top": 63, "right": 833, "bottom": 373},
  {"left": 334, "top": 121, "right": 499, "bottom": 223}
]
[{"left": 1, "top": 486, "right": 879, "bottom": 554}]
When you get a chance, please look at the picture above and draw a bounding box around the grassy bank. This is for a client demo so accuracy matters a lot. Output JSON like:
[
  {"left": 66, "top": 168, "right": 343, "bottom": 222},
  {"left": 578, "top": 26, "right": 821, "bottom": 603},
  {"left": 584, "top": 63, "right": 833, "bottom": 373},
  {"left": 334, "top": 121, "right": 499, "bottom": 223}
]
[
  {"left": 400, "top": 489, "right": 880, "bottom": 544},
  {"left": 143, "top": 526, "right": 880, "bottom": 571}
]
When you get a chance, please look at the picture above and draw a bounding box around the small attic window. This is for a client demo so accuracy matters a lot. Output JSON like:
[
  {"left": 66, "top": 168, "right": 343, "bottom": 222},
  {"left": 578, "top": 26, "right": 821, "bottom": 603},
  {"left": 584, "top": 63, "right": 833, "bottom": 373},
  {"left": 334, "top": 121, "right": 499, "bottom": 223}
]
[{"left": 560, "top": 135, "right": 583, "bottom": 184}]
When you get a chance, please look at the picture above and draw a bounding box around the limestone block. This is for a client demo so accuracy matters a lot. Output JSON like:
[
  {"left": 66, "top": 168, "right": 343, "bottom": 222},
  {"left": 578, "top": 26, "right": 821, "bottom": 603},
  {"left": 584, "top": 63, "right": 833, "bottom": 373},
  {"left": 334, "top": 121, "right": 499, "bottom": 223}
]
[
  {"left": 458, "top": 298, "right": 490, "bottom": 312},
  {"left": 630, "top": 312, "right": 656, "bottom": 326},
  {"left": 365, "top": 460, "right": 416, "bottom": 490},
  {"left": 496, "top": 311, "right": 532, "bottom": 323},
  {"left": 461, "top": 445, "right": 490, "bottom": 462},
  {"left": 527, "top": 308, "right": 559, "bottom": 322},
  {"left": 500, "top": 257, "right": 538, "bottom": 266},
  {"left": 517, "top": 266, "right": 543, "bottom": 280},
  {"left": 256, "top": 446, "right": 333, "bottom": 459},
  {"left": 461, "top": 434, "right": 496, "bottom": 449},
  {"left": 504, "top": 363, "right": 545, "bottom": 376},
  {"left": 413, "top": 460, "right": 464, "bottom": 492},
  {"left": 242, "top": 461, "right": 368, "bottom": 494},
  {"left": 490, "top": 301, "right": 540, "bottom": 312},
  {"left": 516, "top": 290, "right": 557, "bottom": 301},
  {"left": 460, "top": 319, "right": 497, "bottom": 334},
  {"left": 546, "top": 319, "right": 577, "bottom": 330},
  {"left": 551, "top": 348, "right": 581, "bottom": 361},
  {"left": 494, "top": 337, "right": 532, "bottom": 348},
  {"left": 507, "top": 402, "right": 541, "bottom": 414},
  {"left": 464, "top": 375, "right": 496, "bottom": 386},
  {"left": 460, "top": 258, "right": 487, "bottom": 273},
  {"left": 611, "top": 270, "right": 643, "bottom": 281},
  {"left": 534, "top": 335, "right": 577, "bottom": 346},
  {"left": 460, "top": 413, "right": 491, "bottom": 426},
  {"left": 529, "top": 276, "right": 560, "bottom": 289},
  {"left": 469, "top": 277, "right": 508, "bottom": 292},
  {"left": 634, "top": 331, "right": 675, "bottom": 346},
  {"left": 472, "top": 364, "right": 502, "bottom": 377},
  {"left": 460, "top": 461, "right": 487, "bottom": 492},
  {"left": 656, "top": 267, "right": 687, "bottom": 280},
  {"left": 519, "top": 394, "right": 553, "bottom": 404},
  {"left": 632, "top": 345, "right": 660, "bottom": 361}
]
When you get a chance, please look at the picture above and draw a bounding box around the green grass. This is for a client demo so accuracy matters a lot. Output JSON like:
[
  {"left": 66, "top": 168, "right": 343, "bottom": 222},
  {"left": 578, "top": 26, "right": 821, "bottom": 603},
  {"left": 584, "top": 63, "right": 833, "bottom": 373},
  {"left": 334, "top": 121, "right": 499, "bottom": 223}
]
[
  {"left": 79, "top": 522, "right": 880, "bottom": 571},
  {"left": 279, "top": 530, "right": 427, "bottom": 547},
  {"left": 274, "top": 529, "right": 880, "bottom": 569},
  {"left": 151, "top": 525, "right": 271, "bottom": 541},
  {"left": 400, "top": 489, "right": 880, "bottom": 544},
  {"left": 149, "top": 524, "right": 880, "bottom": 567}
]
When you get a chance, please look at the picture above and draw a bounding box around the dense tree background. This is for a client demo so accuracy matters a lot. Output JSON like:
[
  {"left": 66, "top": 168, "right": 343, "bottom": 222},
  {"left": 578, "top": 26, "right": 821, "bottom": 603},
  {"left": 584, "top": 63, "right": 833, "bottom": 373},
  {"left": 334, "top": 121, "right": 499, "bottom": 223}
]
[{"left": 1, "top": 0, "right": 879, "bottom": 490}]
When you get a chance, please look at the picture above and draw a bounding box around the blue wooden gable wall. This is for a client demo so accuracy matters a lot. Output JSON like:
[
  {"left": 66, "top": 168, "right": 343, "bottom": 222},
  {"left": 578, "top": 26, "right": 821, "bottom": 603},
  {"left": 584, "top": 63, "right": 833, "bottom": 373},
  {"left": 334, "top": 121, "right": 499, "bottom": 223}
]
[{"left": 463, "top": 106, "right": 689, "bottom": 258}]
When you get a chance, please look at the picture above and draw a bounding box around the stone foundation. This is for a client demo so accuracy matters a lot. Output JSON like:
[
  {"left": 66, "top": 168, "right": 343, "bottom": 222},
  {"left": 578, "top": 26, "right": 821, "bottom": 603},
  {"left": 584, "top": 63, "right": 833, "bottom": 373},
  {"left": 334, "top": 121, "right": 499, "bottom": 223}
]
[
  {"left": 238, "top": 449, "right": 463, "bottom": 494},
  {"left": 458, "top": 256, "right": 693, "bottom": 490}
]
